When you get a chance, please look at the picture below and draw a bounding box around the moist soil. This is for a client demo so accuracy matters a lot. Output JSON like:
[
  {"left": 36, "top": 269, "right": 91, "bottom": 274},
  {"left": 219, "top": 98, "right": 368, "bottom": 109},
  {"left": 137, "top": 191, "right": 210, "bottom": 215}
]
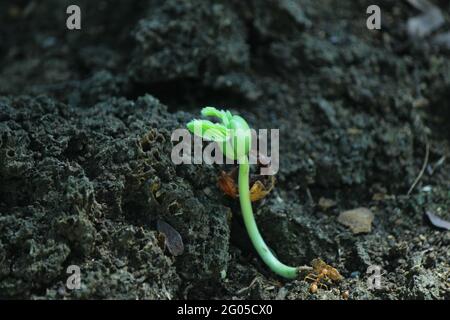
[{"left": 0, "top": 0, "right": 449, "bottom": 299}]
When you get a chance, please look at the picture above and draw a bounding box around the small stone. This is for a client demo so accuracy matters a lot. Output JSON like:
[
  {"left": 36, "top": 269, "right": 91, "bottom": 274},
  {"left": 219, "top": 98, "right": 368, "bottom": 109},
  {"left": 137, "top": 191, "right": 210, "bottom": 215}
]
[
  {"left": 412, "top": 97, "right": 429, "bottom": 108},
  {"left": 318, "top": 197, "right": 336, "bottom": 210},
  {"left": 342, "top": 290, "right": 350, "bottom": 300},
  {"left": 203, "top": 187, "right": 212, "bottom": 196},
  {"left": 338, "top": 207, "right": 374, "bottom": 234}
]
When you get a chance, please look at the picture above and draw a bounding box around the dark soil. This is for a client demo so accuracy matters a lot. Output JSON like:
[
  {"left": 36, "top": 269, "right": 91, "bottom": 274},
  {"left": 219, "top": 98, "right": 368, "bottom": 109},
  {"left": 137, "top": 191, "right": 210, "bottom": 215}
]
[{"left": 1, "top": 0, "right": 449, "bottom": 299}]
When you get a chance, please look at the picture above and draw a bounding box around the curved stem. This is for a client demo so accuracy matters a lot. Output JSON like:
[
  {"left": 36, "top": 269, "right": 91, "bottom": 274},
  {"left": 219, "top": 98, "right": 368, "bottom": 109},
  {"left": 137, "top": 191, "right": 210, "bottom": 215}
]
[{"left": 238, "top": 156, "right": 298, "bottom": 279}]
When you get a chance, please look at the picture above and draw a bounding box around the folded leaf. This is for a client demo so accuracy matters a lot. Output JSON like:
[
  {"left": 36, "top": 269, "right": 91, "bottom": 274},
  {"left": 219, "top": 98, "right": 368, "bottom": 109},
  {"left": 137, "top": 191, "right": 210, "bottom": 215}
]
[
  {"left": 201, "top": 106, "right": 233, "bottom": 127},
  {"left": 187, "top": 119, "right": 230, "bottom": 142}
]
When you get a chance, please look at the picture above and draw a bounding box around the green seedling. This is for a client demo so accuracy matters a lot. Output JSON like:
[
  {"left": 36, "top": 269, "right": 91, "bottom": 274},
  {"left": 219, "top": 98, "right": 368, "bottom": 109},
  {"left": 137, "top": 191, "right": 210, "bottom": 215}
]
[{"left": 187, "top": 107, "right": 309, "bottom": 279}]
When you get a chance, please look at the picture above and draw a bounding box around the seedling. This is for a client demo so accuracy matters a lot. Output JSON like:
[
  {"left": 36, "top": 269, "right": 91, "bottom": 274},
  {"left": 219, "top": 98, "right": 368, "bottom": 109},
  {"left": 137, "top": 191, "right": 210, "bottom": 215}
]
[{"left": 187, "top": 107, "right": 309, "bottom": 279}]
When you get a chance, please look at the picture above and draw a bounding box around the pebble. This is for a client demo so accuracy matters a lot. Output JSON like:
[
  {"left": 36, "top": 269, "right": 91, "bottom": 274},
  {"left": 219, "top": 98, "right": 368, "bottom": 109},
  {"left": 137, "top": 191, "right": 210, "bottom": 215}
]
[
  {"left": 318, "top": 197, "right": 336, "bottom": 210},
  {"left": 337, "top": 207, "right": 374, "bottom": 234}
]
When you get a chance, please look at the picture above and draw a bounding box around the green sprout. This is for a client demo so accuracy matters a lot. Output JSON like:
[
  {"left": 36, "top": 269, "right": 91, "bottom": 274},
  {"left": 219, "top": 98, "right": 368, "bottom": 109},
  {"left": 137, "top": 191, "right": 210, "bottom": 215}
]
[{"left": 187, "top": 107, "right": 308, "bottom": 279}]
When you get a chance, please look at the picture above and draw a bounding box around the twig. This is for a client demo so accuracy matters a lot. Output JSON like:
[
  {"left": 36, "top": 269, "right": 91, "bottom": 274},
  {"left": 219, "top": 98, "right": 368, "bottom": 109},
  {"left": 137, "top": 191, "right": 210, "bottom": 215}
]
[
  {"left": 297, "top": 265, "right": 313, "bottom": 272},
  {"left": 236, "top": 277, "right": 259, "bottom": 295},
  {"left": 407, "top": 142, "right": 430, "bottom": 196},
  {"left": 306, "top": 188, "right": 314, "bottom": 206}
]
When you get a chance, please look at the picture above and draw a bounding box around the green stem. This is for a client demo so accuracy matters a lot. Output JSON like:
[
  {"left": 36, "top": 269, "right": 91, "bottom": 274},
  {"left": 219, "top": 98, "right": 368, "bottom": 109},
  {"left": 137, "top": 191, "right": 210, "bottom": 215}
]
[{"left": 238, "top": 156, "right": 298, "bottom": 279}]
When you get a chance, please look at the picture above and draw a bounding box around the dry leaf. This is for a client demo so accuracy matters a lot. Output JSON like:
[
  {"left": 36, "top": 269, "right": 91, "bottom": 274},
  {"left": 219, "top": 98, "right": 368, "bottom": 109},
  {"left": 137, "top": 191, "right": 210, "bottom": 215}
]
[{"left": 425, "top": 211, "right": 450, "bottom": 230}]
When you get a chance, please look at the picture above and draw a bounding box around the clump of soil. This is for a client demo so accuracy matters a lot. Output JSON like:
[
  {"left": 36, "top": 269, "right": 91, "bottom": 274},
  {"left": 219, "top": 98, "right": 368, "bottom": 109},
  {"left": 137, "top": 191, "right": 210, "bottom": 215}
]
[{"left": 1, "top": 0, "right": 449, "bottom": 299}]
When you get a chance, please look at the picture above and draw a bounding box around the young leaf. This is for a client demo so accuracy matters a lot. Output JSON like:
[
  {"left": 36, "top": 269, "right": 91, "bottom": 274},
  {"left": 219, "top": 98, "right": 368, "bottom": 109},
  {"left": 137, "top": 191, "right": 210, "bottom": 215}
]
[
  {"left": 187, "top": 119, "right": 230, "bottom": 142},
  {"left": 201, "top": 106, "right": 224, "bottom": 118},
  {"left": 201, "top": 106, "right": 232, "bottom": 127}
]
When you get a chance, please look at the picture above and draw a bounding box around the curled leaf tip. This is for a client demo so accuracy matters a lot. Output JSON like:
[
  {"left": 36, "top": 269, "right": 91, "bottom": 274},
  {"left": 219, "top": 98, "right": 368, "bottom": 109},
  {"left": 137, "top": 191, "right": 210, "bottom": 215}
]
[{"left": 186, "top": 119, "right": 230, "bottom": 142}]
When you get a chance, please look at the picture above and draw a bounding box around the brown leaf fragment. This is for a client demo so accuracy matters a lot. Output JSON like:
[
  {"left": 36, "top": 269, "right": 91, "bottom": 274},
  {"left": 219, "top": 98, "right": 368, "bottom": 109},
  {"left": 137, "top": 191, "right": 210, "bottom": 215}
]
[
  {"left": 249, "top": 176, "right": 275, "bottom": 202},
  {"left": 218, "top": 170, "right": 238, "bottom": 199},
  {"left": 218, "top": 168, "right": 275, "bottom": 202}
]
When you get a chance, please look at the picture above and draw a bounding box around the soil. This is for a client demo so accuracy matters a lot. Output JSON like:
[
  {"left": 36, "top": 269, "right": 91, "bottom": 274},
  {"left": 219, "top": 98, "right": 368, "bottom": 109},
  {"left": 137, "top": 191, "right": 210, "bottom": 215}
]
[{"left": 1, "top": 0, "right": 449, "bottom": 299}]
